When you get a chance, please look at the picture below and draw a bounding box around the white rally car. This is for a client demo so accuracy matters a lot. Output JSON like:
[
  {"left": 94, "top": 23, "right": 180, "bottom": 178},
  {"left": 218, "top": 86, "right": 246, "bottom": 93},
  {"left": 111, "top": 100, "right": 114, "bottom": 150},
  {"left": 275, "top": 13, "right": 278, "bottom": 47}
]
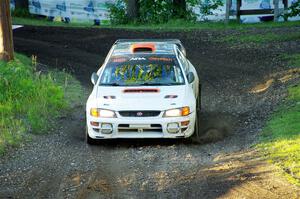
[{"left": 86, "top": 39, "right": 200, "bottom": 144}]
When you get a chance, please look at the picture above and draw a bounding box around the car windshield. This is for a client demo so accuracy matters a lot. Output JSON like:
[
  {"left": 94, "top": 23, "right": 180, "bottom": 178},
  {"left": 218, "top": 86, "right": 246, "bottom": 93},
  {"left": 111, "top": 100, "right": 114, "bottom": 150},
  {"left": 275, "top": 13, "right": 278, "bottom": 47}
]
[{"left": 99, "top": 54, "right": 185, "bottom": 86}]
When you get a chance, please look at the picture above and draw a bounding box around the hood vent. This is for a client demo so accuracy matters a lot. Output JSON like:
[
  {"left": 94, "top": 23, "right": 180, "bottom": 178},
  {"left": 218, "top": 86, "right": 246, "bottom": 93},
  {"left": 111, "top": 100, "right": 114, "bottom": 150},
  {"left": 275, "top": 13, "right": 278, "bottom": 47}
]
[
  {"left": 123, "top": 88, "right": 160, "bottom": 93},
  {"left": 131, "top": 43, "right": 155, "bottom": 53}
]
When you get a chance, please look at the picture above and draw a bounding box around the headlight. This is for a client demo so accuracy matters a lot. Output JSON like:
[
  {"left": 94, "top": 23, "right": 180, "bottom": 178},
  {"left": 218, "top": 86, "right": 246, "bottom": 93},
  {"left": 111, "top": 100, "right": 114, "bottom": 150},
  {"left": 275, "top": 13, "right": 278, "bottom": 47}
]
[
  {"left": 163, "top": 106, "right": 190, "bottom": 117},
  {"left": 90, "top": 108, "right": 116, "bottom": 118}
]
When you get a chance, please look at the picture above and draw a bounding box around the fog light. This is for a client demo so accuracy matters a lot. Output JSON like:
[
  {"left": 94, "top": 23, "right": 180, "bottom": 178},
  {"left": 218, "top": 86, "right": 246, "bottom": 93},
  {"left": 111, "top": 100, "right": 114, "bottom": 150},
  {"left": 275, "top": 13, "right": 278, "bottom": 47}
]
[
  {"left": 100, "top": 123, "right": 113, "bottom": 134},
  {"left": 90, "top": 121, "right": 99, "bottom": 126},
  {"left": 167, "top": 122, "right": 180, "bottom": 134},
  {"left": 181, "top": 120, "right": 190, "bottom": 126}
]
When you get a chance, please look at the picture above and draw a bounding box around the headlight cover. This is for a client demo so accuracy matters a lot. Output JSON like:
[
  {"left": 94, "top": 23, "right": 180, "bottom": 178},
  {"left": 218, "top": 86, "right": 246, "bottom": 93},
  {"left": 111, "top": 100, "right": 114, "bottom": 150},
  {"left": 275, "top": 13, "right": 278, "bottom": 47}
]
[
  {"left": 90, "top": 108, "right": 116, "bottom": 118},
  {"left": 163, "top": 106, "right": 190, "bottom": 117}
]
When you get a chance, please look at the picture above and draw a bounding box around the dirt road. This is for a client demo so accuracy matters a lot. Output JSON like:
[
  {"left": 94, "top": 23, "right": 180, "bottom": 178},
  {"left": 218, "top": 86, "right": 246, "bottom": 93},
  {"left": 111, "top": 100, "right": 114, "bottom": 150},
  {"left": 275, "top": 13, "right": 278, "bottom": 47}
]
[{"left": 0, "top": 26, "right": 300, "bottom": 198}]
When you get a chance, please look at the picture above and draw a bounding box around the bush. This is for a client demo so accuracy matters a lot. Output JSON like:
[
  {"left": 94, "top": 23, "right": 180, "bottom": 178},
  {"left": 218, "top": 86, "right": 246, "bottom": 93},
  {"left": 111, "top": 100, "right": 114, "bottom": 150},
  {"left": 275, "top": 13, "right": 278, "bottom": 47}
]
[
  {"left": 138, "top": 0, "right": 174, "bottom": 24},
  {"left": 11, "top": 8, "right": 33, "bottom": 18},
  {"left": 198, "top": 0, "right": 223, "bottom": 20},
  {"left": 108, "top": 0, "right": 214, "bottom": 24},
  {"left": 0, "top": 54, "right": 67, "bottom": 154},
  {"left": 107, "top": 0, "right": 128, "bottom": 24},
  {"left": 284, "top": 0, "right": 300, "bottom": 19}
]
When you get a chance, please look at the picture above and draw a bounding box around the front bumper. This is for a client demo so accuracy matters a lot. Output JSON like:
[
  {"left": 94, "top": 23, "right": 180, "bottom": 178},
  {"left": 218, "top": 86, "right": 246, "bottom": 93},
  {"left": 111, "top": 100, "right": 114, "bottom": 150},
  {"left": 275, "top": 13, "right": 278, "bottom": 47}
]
[{"left": 86, "top": 112, "right": 196, "bottom": 139}]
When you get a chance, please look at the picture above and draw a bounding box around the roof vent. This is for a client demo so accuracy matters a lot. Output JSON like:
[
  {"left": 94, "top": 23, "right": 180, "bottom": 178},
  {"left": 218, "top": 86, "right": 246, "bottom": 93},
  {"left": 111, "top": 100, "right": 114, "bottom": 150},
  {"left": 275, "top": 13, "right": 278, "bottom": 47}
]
[{"left": 131, "top": 43, "right": 155, "bottom": 53}]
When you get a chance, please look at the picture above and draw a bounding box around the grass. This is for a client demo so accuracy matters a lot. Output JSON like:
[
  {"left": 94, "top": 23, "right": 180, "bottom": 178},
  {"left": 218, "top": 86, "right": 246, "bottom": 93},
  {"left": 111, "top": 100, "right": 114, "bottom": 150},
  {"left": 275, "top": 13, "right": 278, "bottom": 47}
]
[
  {"left": 281, "top": 53, "right": 300, "bottom": 67},
  {"left": 257, "top": 51, "right": 300, "bottom": 186},
  {"left": 258, "top": 84, "right": 300, "bottom": 185},
  {"left": 13, "top": 17, "right": 300, "bottom": 31},
  {"left": 0, "top": 54, "right": 83, "bottom": 155},
  {"left": 257, "top": 52, "right": 300, "bottom": 185},
  {"left": 13, "top": 17, "right": 94, "bottom": 28},
  {"left": 221, "top": 31, "right": 300, "bottom": 43}
]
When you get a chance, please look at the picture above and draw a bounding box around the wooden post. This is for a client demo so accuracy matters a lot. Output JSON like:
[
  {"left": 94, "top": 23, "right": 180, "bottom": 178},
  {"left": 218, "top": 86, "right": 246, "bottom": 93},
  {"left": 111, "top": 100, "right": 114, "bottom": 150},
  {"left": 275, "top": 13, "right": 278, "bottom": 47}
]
[
  {"left": 225, "top": 0, "right": 232, "bottom": 24},
  {"left": 0, "top": 0, "right": 14, "bottom": 61},
  {"left": 273, "top": 0, "right": 279, "bottom": 22},
  {"left": 236, "top": 0, "right": 241, "bottom": 23}
]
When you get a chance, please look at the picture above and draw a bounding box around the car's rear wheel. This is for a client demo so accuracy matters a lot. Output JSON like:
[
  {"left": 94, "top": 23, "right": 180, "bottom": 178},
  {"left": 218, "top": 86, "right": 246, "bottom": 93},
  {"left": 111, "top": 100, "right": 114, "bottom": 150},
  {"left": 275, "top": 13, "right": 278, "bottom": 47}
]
[{"left": 86, "top": 127, "right": 97, "bottom": 145}]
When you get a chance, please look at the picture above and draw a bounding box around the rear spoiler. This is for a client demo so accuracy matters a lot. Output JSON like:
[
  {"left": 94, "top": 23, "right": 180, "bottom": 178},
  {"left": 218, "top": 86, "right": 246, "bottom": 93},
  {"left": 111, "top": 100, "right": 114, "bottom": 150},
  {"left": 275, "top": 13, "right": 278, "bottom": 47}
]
[{"left": 114, "top": 39, "right": 186, "bottom": 56}]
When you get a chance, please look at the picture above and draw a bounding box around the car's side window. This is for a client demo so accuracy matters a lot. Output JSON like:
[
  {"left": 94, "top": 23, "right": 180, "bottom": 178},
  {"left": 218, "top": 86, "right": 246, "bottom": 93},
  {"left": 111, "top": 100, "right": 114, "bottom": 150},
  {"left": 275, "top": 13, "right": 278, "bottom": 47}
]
[{"left": 177, "top": 49, "right": 189, "bottom": 75}]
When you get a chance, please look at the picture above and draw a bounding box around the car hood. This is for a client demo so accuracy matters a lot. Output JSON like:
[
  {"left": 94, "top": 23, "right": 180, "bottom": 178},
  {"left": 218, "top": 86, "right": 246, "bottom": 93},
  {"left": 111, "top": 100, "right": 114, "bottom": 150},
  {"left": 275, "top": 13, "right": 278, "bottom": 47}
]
[{"left": 95, "top": 85, "right": 187, "bottom": 111}]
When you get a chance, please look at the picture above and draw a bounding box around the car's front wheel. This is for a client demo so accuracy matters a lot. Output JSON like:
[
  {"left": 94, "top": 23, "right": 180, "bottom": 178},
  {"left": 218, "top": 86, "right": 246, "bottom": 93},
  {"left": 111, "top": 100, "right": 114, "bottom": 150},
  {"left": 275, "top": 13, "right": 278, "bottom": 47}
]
[
  {"left": 191, "top": 86, "right": 201, "bottom": 142},
  {"left": 194, "top": 108, "right": 200, "bottom": 138},
  {"left": 86, "top": 127, "right": 97, "bottom": 145}
]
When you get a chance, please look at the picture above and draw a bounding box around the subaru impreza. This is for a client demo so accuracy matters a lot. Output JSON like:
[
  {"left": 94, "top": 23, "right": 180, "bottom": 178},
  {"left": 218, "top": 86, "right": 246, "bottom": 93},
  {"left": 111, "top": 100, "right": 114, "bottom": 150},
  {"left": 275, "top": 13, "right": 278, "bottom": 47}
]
[{"left": 86, "top": 39, "right": 200, "bottom": 143}]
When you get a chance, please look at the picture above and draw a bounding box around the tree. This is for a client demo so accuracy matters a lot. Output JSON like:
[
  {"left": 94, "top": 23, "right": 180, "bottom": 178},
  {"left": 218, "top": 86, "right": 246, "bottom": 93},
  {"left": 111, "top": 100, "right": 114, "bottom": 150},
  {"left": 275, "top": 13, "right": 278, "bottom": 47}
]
[
  {"left": 173, "top": 0, "right": 187, "bottom": 18},
  {"left": 127, "top": 0, "right": 139, "bottom": 20},
  {"left": 0, "top": 0, "right": 14, "bottom": 61},
  {"left": 284, "top": 0, "right": 300, "bottom": 19},
  {"left": 15, "top": 0, "right": 29, "bottom": 10}
]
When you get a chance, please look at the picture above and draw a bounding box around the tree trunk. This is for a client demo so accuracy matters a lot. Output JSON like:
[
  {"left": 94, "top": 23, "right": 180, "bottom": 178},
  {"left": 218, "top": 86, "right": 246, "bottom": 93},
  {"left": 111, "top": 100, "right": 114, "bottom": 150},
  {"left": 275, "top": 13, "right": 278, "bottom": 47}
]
[
  {"left": 15, "top": 0, "right": 29, "bottom": 10},
  {"left": 173, "top": 0, "right": 187, "bottom": 18},
  {"left": 225, "top": 0, "right": 232, "bottom": 24},
  {"left": 0, "top": 0, "right": 14, "bottom": 61},
  {"left": 127, "top": 0, "right": 139, "bottom": 20},
  {"left": 273, "top": 0, "right": 279, "bottom": 22}
]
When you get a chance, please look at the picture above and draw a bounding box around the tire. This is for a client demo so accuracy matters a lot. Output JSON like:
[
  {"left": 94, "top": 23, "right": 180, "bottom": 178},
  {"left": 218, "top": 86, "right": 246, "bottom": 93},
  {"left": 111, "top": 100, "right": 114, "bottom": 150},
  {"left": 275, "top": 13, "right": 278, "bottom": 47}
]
[
  {"left": 191, "top": 85, "right": 201, "bottom": 142},
  {"left": 194, "top": 106, "right": 200, "bottom": 138},
  {"left": 86, "top": 127, "right": 97, "bottom": 145},
  {"left": 197, "top": 84, "right": 202, "bottom": 111}
]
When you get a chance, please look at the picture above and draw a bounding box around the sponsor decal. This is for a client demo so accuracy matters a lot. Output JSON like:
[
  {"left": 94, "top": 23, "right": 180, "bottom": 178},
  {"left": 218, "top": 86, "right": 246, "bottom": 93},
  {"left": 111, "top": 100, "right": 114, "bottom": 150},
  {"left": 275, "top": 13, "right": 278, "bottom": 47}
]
[
  {"left": 129, "top": 57, "right": 146, "bottom": 61},
  {"left": 111, "top": 57, "right": 128, "bottom": 63},
  {"left": 148, "top": 57, "right": 173, "bottom": 62}
]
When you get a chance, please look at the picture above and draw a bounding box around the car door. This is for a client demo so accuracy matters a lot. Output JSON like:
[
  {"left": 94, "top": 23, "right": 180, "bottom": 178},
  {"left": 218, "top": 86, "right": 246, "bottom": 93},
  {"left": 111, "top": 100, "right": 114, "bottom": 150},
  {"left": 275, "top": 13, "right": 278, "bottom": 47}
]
[
  {"left": 187, "top": 59, "right": 199, "bottom": 98},
  {"left": 177, "top": 49, "right": 199, "bottom": 98}
]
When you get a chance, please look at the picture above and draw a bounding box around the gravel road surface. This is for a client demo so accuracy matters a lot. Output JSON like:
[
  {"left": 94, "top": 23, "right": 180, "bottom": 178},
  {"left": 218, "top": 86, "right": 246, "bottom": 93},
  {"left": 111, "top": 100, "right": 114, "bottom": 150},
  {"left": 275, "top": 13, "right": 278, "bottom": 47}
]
[{"left": 1, "top": 26, "right": 300, "bottom": 198}]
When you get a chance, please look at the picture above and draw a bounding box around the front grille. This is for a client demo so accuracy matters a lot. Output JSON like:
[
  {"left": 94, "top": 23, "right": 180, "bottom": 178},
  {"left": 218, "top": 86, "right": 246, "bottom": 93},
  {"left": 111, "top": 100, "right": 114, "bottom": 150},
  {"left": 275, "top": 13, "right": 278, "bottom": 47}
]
[
  {"left": 123, "top": 88, "right": 159, "bottom": 93},
  {"left": 119, "top": 111, "right": 161, "bottom": 117},
  {"left": 118, "top": 124, "right": 162, "bottom": 133}
]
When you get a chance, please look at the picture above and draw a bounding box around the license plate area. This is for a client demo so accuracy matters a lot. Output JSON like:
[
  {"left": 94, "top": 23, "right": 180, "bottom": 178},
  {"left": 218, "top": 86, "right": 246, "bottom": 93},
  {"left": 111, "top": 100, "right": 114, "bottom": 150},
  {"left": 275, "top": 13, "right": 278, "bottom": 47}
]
[
  {"left": 129, "top": 124, "right": 151, "bottom": 128},
  {"left": 118, "top": 124, "right": 163, "bottom": 133}
]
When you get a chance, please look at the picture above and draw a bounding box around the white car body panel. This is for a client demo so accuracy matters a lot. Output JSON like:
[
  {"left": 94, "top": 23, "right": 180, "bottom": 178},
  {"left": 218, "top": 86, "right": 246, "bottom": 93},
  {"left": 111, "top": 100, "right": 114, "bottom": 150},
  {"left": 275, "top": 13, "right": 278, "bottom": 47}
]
[{"left": 86, "top": 40, "right": 199, "bottom": 140}]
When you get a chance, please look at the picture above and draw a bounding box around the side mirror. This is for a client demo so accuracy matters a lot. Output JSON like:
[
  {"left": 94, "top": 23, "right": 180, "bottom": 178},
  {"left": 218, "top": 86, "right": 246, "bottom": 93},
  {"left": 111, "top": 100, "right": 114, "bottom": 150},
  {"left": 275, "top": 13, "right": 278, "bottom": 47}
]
[
  {"left": 187, "top": 72, "right": 195, "bottom": 84},
  {"left": 91, "top": 72, "right": 99, "bottom": 85}
]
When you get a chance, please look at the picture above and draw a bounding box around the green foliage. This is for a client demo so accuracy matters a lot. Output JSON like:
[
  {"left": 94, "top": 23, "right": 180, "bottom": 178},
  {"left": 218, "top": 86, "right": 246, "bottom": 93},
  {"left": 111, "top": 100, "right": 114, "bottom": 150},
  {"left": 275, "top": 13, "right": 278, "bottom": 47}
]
[
  {"left": 198, "top": 0, "right": 223, "bottom": 20},
  {"left": 284, "top": 0, "right": 300, "bottom": 19},
  {"left": 11, "top": 8, "right": 33, "bottom": 18},
  {"left": 13, "top": 17, "right": 94, "bottom": 28},
  {"left": 0, "top": 54, "right": 68, "bottom": 154},
  {"left": 281, "top": 53, "right": 300, "bottom": 67},
  {"left": 107, "top": 0, "right": 128, "bottom": 25},
  {"left": 13, "top": 16, "right": 300, "bottom": 31},
  {"left": 258, "top": 83, "right": 300, "bottom": 185},
  {"left": 222, "top": 32, "right": 300, "bottom": 43},
  {"left": 108, "top": 0, "right": 223, "bottom": 24},
  {"left": 138, "top": 0, "right": 174, "bottom": 24}
]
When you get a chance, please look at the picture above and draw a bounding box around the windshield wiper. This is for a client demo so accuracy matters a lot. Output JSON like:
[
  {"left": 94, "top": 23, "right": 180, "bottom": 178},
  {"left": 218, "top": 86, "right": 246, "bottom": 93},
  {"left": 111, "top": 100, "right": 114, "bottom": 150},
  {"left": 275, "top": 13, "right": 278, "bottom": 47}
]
[
  {"left": 138, "top": 82, "right": 173, "bottom": 86},
  {"left": 101, "top": 83, "right": 120, "bottom": 86}
]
